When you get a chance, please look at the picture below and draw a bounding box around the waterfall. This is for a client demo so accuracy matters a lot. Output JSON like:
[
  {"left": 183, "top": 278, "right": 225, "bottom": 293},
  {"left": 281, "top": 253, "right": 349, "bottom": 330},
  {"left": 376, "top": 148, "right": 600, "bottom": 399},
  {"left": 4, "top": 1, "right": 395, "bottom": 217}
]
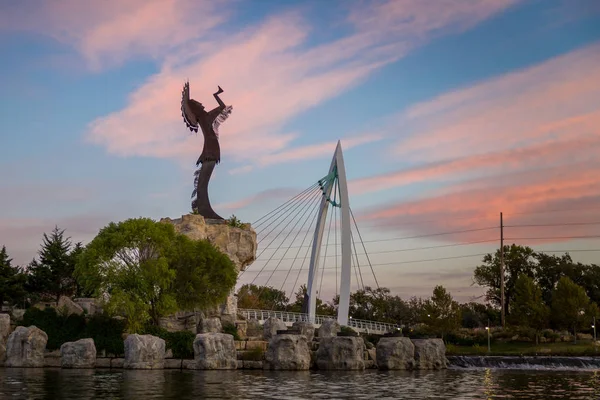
[{"left": 448, "top": 355, "right": 600, "bottom": 371}]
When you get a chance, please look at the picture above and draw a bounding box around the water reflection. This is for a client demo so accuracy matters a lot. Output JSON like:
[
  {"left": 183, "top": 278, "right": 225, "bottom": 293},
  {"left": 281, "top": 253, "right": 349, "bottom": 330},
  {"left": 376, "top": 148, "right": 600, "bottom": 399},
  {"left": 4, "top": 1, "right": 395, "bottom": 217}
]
[{"left": 1, "top": 368, "right": 600, "bottom": 399}]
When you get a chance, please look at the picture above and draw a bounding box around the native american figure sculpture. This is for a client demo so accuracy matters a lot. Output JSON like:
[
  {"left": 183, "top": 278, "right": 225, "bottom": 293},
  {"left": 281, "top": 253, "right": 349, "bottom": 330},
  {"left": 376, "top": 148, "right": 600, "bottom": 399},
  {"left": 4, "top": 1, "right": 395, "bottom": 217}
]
[{"left": 181, "top": 81, "right": 233, "bottom": 220}]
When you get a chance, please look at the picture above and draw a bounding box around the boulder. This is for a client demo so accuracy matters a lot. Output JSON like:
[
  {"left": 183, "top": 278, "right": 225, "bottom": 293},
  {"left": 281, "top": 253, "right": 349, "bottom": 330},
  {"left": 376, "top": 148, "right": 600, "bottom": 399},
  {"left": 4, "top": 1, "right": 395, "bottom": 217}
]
[
  {"left": 5, "top": 326, "right": 48, "bottom": 367},
  {"left": 198, "top": 317, "right": 222, "bottom": 334},
  {"left": 412, "top": 338, "right": 447, "bottom": 370},
  {"left": 60, "top": 338, "right": 96, "bottom": 368},
  {"left": 57, "top": 296, "right": 84, "bottom": 316},
  {"left": 376, "top": 337, "right": 415, "bottom": 370},
  {"left": 316, "top": 337, "right": 365, "bottom": 370},
  {"left": 318, "top": 319, "right": 340, "bottom": 338},
  {"left": 265, "top": 334, "right": 311, "bottom": 370},
  {"left": 263, "top": 317, "right": 286, "bottom": 340},
  {"left": 292, "top": 321, "right": 315, "bottom": 342},
  {"left": 123, "top": 334, "right": 165, "bottom": 369},
  {"left": 193, "top": 333, "right": 237, "bottom": 369},
  {"left": 0, "top": 313, "right": 10, "bottom": 343}
]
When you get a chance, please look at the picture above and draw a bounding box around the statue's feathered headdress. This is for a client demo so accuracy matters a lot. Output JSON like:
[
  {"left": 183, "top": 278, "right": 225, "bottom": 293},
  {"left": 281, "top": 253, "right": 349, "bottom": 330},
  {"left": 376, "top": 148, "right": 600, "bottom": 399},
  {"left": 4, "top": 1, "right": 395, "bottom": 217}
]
[
  {"left": 212, "top": 105, "right": 233, "bottom": 138},
  {"left": 181, "top": 81, "right": 199, "bottom": 133}
]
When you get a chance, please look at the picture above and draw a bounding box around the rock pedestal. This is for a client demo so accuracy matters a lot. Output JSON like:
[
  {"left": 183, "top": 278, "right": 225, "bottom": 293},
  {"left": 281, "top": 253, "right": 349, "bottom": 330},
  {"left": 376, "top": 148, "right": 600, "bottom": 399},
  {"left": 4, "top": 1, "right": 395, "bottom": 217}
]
[
  {"left": 5, "top": 326, "right": 48, "bottom": 367},
  {"left": 316, "top": 337, "right": 365, "bottom": 370},
  {"left": 376, "top": 337, "right": 415, "bottom": 370},
  {"left": 57, "top": 296, "right": 84, "bottom": 316},
  {"left": 60, "top": 338, "right": 96, "bottom": 368},
  {"left": 123, "top": 334, "right": 165, "bottom": 369},
  {"left": 265, "top": 334, "right": 311, "bottom": 370},
  {"left": 318, "top": 319, "right": 341, "bottom": 338},
  {"left": 0, "top": 313, "right": 9, "bottom": 363},
  {"left": 413, "top": 338, "right": 447, "bottom": 370},
  {"left": 160, "top": 214, "right": 257, "bottom": 316},
  {"left": 193, "top": 333, "right": 237, "bottom": 369},
  {"left": 263, "top": 317, "right": 287, "bottom": 340},
  {"left": 292, "top": 321, "right": 315, "bottom": 342},
  {"left": 198, "top": 317, "right": 222, "bottom": 334}
]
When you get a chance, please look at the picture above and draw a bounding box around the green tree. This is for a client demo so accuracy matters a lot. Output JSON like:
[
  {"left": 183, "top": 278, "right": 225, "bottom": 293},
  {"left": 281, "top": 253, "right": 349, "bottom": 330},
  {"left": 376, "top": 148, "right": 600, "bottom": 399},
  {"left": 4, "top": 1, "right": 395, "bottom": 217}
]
[
  {"left": 236, "top": 284, "right": 289, "bottom": 310},
  {"left": 76, "top": 218, "right": 237, "bottom": 332},
  {"left": 460, "top": 302, "right": 500, "bottom": 329},
  {"left": 169, "top": 235, "right": 237, "bottom": 311},
  {"left": 0, "top": 246, "right": 27, "bottom": 307},
  {"left": 551, "top": 276, "right": 596, "bottom": 343},
  {"left": 26, "top": 226, "right": 80, "bottom": 302},
  {"left": 76, "top": 218, "right": 179, "bottom": 332},
  {"left": 509, "top": 274, "right": 549, "bottom": 344},
  {"left": 347, "top": 286, "right": 408, "bottom": 324},
  {"left": 473, "top": 244, "right": 536, "bottom": 317},
  {"left": 423, "top": 285, "right": 461, "bottom": 339},
  {"left": 288, "top": 284, "right": 336, "bottom": 315}
]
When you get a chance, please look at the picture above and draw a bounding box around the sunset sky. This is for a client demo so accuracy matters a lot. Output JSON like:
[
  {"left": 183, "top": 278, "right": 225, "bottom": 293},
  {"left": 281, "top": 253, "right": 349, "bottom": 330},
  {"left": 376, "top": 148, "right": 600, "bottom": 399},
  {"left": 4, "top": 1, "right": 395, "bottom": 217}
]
[{"left": 1, "top": 0, "right": 599, "bottom": 303}]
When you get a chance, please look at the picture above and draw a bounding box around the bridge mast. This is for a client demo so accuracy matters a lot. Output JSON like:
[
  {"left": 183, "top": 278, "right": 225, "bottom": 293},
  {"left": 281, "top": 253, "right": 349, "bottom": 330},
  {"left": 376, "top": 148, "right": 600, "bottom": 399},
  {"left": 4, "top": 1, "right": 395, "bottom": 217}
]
[{"left": 307, "top": 141, "right": 352, "bottom": 326}]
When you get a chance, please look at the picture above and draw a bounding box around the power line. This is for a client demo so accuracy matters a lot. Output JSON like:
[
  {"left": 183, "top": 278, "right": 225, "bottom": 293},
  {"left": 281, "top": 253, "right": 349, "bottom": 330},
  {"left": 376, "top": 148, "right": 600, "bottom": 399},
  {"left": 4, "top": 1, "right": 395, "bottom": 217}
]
[
  {"left": 505, "top": 222, "right": 600, "bottom": 228},
  {"left": 506, "top": 235, "right": 600, "bottom": 240},
  {"left": 259, "top": 226, "right": 499, "bottom": 250}
]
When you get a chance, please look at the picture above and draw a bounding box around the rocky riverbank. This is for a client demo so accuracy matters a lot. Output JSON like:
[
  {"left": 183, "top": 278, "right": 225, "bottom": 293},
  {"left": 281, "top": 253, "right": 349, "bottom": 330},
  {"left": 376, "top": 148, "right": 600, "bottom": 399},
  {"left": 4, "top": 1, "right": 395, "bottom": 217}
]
[{"left": 0, "top": 314, "right": 448, "bottom": 371}]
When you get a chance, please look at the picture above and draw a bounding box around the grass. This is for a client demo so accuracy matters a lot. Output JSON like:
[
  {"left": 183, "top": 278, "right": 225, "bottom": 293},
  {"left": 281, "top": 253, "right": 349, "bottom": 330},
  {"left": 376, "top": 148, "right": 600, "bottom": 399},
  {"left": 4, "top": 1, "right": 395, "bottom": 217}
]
[{"left": 446, "top": 341, "right": 600, "bottom": 357}]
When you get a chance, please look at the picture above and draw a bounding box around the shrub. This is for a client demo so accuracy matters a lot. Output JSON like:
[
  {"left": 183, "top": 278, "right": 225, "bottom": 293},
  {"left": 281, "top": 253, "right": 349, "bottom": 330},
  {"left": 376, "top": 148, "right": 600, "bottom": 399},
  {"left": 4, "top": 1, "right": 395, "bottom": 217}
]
[
  {"left": 85, "top": 314, "right": 126, "bottom": 355},
  {"left": 222, "top": 323, "right": 241, "bottom": 340},
  {"left": 339, "top": 326, "right": 358, "bottom": 337},
  {"left": 141, "top": 325, "right": 195, "bottom": 359},
  {"left": 23, "top": 307, "right": 86, "bottom": 350},
  {"left": 241, "top": 346, "right": 264, "bottom": 361}
]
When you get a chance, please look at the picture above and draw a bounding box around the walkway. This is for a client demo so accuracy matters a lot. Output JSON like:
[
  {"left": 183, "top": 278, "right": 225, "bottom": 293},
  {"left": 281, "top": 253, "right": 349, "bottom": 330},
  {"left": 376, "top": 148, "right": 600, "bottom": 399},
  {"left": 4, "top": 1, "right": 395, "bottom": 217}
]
[{"left": 238, "top": 309, "right": 400, "bottom": 335}]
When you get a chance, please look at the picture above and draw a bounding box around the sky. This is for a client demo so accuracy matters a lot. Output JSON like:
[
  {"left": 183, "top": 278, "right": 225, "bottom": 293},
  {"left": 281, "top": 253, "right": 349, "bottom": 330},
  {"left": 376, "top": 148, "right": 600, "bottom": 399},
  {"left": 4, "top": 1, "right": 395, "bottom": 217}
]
[{"left": 1, "top": 0, "right": 599, "bottom": 304}]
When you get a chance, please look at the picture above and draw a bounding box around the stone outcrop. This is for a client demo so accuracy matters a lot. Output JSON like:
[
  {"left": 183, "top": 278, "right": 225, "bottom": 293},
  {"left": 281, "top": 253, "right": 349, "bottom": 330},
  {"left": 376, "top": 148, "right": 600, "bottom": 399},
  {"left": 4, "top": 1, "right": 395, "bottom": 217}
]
[
  {"left": 265, "top": 334, "right": 311, "bottom": 370},
  {"left": 60, "top": 338, "right": 96, "bottom": 368},
  {"left": 376, "top": 337, "right": 415, "bottom": 370},
  {"left": 0, "top": 313, "right": 10, "bottom": 343},
  {"left": 318, "top": 319, "right": 340, "bottom": 338},
  {"left": 5, "top": 325, "right": 48, "bottom": 367},
  {"left": 198, "top": 317, "right": 222, "bottom": 334},
  {"left": 160, "top": 214, "right": 257, "bottom": 272},
  {"left": 263, "top": 317, "right": 287, "bottom": 340},
  {"left": 292, "top": 321, "right": 315, "bottom": 342},
  {"left": 412, "top": 338, "right": 447, "bottom": 370},
  {"left": 123, "top": 334, "right": 165, "bottom": 369},
  {"left": 160, "top": 214, "right": 257, "bottom": 316},
  {"left": 316, "top": 337, "right": 365, "bottom": 370},
  {"left": 193, "top": 333, "right": 237, "bottom": 369},
  {"left": 57, "top": 296, "right": 84, "bottom": 316}
]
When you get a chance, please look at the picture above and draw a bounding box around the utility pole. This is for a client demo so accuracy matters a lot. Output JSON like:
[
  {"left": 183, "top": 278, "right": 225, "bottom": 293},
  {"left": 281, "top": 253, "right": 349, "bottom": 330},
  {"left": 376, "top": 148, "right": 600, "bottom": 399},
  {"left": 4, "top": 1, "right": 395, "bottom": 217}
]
[{"left": 500, "top": 212, "right": 505, "bottom": 328}]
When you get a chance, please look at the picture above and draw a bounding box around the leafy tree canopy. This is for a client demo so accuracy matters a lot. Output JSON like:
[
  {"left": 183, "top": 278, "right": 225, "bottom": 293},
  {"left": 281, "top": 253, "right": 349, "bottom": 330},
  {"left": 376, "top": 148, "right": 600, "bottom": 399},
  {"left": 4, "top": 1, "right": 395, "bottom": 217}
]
[
  {"left": 423, "top": 285, "right": 462, "bottom": 338},
  {"left": 509, "top": 274, "right": 549, "bottom": 344},
  {"left": 75, "top": 217, "right": 237, "bottom": 332},
  {"left": 551, "top": 276, "right": 598, "bottom": 341},
  {"left": 236, "top": 283, "right": 289, "bottom": 310}
]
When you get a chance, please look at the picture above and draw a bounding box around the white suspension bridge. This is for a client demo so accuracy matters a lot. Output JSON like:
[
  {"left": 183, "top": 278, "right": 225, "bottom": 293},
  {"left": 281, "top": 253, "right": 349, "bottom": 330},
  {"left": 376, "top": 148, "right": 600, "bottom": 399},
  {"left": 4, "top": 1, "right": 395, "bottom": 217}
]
[{"left": 237, "top": 141, "right": 398, "bottom": 334}]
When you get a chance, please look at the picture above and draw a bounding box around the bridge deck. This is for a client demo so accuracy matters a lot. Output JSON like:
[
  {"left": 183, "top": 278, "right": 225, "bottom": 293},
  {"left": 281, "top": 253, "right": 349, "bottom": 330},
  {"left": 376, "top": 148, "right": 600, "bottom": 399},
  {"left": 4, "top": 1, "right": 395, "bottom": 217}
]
[{"left": 238, "top": 309, "right": 399, "bottom": 335}]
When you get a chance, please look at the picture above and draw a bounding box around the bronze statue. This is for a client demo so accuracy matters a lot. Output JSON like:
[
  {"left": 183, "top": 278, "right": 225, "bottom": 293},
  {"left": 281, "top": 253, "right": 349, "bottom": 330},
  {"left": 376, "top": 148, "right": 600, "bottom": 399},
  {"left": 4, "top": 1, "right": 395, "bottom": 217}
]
[{"left": 181, "top": 81, "right": 232, "bottom": 220}]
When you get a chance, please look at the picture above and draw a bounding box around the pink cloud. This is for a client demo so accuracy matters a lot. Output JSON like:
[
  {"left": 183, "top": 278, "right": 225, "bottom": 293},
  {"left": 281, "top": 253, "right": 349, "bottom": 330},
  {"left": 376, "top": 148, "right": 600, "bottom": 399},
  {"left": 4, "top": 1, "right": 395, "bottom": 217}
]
[
  {"left": 69, "top": 0, "right": 518, "bottom": 167},
  {"left": 0, "top": 0, "right": 228, "bottom": 71}
]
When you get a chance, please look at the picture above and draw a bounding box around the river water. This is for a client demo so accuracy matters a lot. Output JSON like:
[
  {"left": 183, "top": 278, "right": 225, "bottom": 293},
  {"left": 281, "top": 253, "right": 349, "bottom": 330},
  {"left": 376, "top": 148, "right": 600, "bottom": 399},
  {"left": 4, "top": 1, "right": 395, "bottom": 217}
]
[{"left": 2, "top": 368, "right": 600, "bottom": 399}]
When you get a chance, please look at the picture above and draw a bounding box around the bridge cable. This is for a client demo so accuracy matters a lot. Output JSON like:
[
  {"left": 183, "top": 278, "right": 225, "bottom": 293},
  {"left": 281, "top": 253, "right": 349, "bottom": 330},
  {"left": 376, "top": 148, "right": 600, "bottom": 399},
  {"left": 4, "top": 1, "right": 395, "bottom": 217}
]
[
  {"left": 270, "top": 193, "right": 323, "bottom": 309},
  {"left": 288, "top": 233, "right": 315, "bottom": 308},
  {"left": 350, "top": 230, "right": 365, "bottom": 290},
  {"left": 252, "top": 182, "right": 320, "bottom": 228},
  {"left": 350, "top": 207, "right": 380, "bottom": 289},
  {"left": 255, "top": 185, "right": 321, "bottom": 240},
  {"left": 239, "top": 186, "right": 321, "bottom": 280},
  {"left": 248, "top": 189, "right": 323, "bottom": 286}
]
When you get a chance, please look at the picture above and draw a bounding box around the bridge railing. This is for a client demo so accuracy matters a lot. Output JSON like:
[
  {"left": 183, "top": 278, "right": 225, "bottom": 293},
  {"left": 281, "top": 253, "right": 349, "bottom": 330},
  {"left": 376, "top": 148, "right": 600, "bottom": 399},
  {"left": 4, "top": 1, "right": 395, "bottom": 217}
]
[{"left": 238, "top": 309, "right": 400, "bottom": 334}]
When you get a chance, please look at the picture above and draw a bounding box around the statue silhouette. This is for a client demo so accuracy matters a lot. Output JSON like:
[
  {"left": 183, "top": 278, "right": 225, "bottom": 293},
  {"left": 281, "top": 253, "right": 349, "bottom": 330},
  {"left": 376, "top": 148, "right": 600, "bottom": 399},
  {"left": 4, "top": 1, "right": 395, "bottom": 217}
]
[{"left": 181, "top": 81, "right": 233, "bottom": 220}]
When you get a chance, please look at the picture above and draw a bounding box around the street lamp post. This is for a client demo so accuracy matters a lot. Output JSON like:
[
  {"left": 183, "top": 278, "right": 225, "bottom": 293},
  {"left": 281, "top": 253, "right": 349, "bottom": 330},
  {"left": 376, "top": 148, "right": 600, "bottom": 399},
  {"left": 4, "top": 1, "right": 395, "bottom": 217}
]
[{"left": 486, "top": 319, "right": 491, "bottom": 353}]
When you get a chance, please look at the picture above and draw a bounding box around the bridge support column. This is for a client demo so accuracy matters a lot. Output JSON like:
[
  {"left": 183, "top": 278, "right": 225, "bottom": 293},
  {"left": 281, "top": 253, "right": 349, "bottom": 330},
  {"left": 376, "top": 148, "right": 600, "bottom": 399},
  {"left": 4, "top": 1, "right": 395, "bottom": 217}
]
[{"left": 306, "top": 141, "right": 352, "bottom": 326}]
